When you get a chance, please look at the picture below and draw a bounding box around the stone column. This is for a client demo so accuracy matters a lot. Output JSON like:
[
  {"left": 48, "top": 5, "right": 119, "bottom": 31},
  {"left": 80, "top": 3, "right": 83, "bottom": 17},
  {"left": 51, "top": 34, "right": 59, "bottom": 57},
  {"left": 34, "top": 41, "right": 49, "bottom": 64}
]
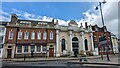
[
  {"left": 69, "top": 31, "right": 73, "bottom": 52},
  {"left": 81, "top": 32, "right": 85, "bottom": 51},
  {"left": 90, "top": 33, "right": 94, "bottom": 51},
  {"left": 56, "top": 30, "right": 60, "bottom": 57},
  {"left": 11, "top": 45, "right": 15, "bottom": 58}
]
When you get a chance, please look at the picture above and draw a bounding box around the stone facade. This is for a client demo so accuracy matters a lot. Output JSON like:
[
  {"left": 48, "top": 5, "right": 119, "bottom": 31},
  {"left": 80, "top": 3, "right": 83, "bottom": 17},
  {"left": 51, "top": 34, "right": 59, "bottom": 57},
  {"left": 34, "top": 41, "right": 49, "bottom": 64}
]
[{"left": 55, "top": 21, "right": 94, "bottom": 56}]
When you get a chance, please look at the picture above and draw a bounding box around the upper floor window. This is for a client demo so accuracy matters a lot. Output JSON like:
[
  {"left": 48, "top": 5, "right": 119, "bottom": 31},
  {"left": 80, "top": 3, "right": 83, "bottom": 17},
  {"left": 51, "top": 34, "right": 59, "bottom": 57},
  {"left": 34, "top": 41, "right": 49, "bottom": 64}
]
[
  {"left": 37, "top": 32, "right": 41, "bottom": 40},
  {"left": 94, "top": 36, "right": 97, "bottom": 41},
  {"left": 0, "top": 27, "right": 4, "bottom": 33},
  {"left": 24, "top": 32, "right": 29, "bottom": 39},
  {"left": 43, "top": 31, "right": 47, "bottom": 40},
  {"left": 8, "top": 31, "right": 13, "bottom": 39},
  {"left": 18, "top": 31, "right": 22, "bottom": 39},
  {"left": 50, "top": 31, "right": 53, "bottom": 40},
  {"left": 0, "top": 36, "right": 3, "bottom": 43},
  {"left": 31, "top": 32, "right": 35, "bottom": 39}
]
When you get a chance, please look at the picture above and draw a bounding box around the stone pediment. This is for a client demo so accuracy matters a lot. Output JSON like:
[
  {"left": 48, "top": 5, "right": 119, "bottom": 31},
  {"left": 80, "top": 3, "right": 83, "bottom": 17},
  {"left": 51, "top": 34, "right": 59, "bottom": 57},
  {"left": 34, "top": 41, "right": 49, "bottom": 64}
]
[{"left": 68, "top": 20, "right": 78, "bottom": 26}]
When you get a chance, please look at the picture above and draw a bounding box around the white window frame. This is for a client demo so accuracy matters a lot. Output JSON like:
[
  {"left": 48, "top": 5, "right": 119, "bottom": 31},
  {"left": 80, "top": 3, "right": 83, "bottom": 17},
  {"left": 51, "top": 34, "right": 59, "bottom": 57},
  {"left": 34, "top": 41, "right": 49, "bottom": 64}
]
[
  {"left": 50, "top": 31, "right": 53, "bottom": 40},
  {"left": 42, "top": 46, "right": 47, "bottom": 53},
  {"left": 24, "top": 46, "right": 29, "bottom": 53},
  {"left": 43, "top": 31, "right": 47, "bottom": 40},
  {"left": 37, "top": 32, "right": 41, "bottom": 40},
  {"left": 31, "top": 32, "right": 35, "bottom": 39},
  {"left": 8, "top": 31, "right": 13, "bottom": 39},
  {"left": 36, "top": 46, "right": 41, "bottom": 52},
  {"left": 18, "top": 31, "right": 22, "bottom": 40},
  {"left": 17, "top": 46, "right": 22, "bottom": 53},
  {"left": 30, "top": 46, "right": 35, "bottom": 52},
  {"left": 24, "top": 32, "right": 29, "bottom": 39}
]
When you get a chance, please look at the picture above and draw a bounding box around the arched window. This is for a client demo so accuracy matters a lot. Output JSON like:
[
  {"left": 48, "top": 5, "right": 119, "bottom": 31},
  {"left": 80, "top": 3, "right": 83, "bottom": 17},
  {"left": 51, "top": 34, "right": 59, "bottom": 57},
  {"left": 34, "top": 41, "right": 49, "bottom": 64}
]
[
  {"left": 85, "top": 39, "right": 88, "bottom": 50},
  {"left": 72, "top": 37, "right": 79, "bottom": 54},
  {"left": 61, "top": 39, "right": 66, "bottom": 52}
]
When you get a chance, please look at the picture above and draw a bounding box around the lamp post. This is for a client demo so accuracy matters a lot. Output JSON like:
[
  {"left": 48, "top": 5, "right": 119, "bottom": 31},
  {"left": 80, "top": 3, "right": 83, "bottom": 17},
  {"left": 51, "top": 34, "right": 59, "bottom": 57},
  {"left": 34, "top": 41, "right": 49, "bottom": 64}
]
[{"left": 95, "top": 0, "right": 110, "bottom": 61}]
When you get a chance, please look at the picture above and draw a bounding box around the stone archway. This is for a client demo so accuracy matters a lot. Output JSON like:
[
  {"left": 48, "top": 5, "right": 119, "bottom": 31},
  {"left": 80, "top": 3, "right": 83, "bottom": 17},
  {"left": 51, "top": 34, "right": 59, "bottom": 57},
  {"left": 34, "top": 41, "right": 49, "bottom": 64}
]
[{"left": 72, "top": 37, "right": 79, "bottom": 55}]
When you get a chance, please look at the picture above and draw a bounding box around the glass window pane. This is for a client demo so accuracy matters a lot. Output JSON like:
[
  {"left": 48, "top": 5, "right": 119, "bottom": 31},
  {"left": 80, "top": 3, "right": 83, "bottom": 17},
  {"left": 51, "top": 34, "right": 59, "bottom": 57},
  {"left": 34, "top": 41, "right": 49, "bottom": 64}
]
[
  {"left": 43, "top": 32, "right": 47, "bottom": 40},
  {"left": 50, "top": 32, "right": 53, "bottom": 40},
  {"left": 17, "top": 46, "right": 22, "bottom": 53},
  {"left": 37, "top": 32, "right": 41, "bottom": 39},
  {"left": 24, "top": 46, "right": 28, "bottom": 52},
  {"left": 24, "top": 32, "right": 29, "bottom": 39},
  {"left": 37, "top": 46, "right": 41, "bottom": 52},
  {"left": 31, "top": 32, "right": 35, "bottom": 39},
  {"left": 30, "top": 46, "right": 35, "bottom": 52},
  {"left": 43, "top": 46, "right": 47, "bottom": 52},
  {"left": 18, "top": 32, "right": 22, "bottom": 39},
  {"left": 9, "top": 31, "right": 13, "bottom": 39}
]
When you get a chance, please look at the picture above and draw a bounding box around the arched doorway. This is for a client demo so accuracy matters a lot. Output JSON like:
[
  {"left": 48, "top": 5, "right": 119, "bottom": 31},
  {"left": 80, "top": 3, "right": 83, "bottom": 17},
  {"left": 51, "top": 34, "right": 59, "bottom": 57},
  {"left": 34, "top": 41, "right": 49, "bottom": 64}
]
[
  {"left": 61, "top": 39, "right": 66, "bottom": 52},
  {"left": 72, "top": 37, "right": 79, "bottom": 55},
  {"left": 84, "top": 39, "right": 88, "bottom": 50}
]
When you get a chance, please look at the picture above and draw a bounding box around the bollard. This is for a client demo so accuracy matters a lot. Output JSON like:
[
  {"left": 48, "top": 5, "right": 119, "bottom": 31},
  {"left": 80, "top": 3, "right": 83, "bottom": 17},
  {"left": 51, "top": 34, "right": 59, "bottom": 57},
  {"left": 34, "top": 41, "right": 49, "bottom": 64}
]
[{"left": 24, "top": 55, "right": 26, "bottom": 61}]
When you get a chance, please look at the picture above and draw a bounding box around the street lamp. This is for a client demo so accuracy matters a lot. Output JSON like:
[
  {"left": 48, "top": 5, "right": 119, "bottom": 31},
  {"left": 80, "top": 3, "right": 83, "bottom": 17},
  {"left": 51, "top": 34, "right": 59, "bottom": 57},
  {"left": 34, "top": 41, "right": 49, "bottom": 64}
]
[{"left": 95, "top": 0, "right": 110, "bottom": 61}]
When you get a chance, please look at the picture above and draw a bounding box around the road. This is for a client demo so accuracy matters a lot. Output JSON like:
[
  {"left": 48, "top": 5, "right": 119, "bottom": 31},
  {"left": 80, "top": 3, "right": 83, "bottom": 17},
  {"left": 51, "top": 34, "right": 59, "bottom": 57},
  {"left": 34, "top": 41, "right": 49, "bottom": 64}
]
[{"left": 1, "top": 54, "right": 120, "bottom": 68}]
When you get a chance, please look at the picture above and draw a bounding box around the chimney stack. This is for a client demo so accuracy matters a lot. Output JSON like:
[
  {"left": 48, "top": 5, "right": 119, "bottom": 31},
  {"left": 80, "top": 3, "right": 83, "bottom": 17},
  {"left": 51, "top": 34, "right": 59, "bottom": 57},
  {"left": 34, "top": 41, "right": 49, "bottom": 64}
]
[
  {"left": 11, "top": 14, "right": 18, "bottom": 24},
  {"left": 85, "top": 22, "right": 88, "bottom": 28}
]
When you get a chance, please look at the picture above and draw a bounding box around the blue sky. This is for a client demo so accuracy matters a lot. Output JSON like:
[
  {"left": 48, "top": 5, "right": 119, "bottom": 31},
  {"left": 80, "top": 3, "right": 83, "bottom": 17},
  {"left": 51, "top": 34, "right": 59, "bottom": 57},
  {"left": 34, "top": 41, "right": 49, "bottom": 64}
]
[
  {"left": 1, "top": 2, "right": 118, "bottom": 38},
  {"left": 1, "top": 2, "right": 95, "bottom": 21}
]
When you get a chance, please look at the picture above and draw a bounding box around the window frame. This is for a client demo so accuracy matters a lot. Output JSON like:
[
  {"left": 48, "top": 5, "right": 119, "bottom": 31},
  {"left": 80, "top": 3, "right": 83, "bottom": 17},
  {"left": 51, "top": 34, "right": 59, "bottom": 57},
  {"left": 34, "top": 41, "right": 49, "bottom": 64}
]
[
  {"left": 50, "top": 31, "right": 53, "bottom": 40},
  {"left": 24, "top": 32, "right": 29, "bottom": 39},
  {"left": 43, "top": 31, "right": 47, "bottom": 40},
  {"left": 36, "top": 46, "right": 41, "bottom": 52},
  {"left": 30, "top": 46, "right": 35, "bottom": 52},
  {"left": 37, "top": 32, "right": 41, "bottom": 40},
  {"left": 31, "top": 32, "right": 35, "bottom": 40},
  {"left": 8, "top": 31, "right": 13, "bottom": 39},
  {"left": 18, "top": 31, "right": 22, "bottom": 40},
  {"left": 17, "top": 46, "right": 22, "bottom": 53},
  {"left": 24, "top": 46, "right": 29, "bottom": 53},
  {"left": 42, "top": 46, "right": 47, "bottom": 52}
]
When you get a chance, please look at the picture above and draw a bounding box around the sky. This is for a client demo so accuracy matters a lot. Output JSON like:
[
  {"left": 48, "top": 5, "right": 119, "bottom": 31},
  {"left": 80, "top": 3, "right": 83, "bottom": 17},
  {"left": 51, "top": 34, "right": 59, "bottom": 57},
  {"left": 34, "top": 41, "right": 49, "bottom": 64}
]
[{"left": 0, "top": 0, "right": 119, "bottom": 38}]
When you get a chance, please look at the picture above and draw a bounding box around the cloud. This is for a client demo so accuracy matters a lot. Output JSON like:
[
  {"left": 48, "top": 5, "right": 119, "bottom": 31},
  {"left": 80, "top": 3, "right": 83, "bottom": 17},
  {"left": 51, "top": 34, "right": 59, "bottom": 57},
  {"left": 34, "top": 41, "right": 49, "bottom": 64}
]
[
  {"left": 1, "top": 3, "right": 118, "bottom": 39},
  {"left": 0, "top": 10, "right": 10, "bottom": 21},
  {"left": 93, "top": 2, "right": 118, "bottom": 38}
]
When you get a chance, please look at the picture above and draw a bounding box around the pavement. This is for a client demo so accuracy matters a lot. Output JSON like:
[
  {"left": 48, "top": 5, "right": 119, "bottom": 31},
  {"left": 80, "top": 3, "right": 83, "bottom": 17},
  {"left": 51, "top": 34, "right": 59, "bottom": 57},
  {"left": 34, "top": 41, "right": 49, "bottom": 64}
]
[{"left": 1, "top": 54, "right": 120, "bottom": 67}]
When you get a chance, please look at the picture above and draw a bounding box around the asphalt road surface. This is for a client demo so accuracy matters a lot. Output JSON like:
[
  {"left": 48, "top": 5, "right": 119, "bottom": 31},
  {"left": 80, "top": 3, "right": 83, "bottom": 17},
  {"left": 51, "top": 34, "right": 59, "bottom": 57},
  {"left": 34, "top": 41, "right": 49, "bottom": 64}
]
[{"left": 1, "top": 54, "right": 120, "bottom": 68}]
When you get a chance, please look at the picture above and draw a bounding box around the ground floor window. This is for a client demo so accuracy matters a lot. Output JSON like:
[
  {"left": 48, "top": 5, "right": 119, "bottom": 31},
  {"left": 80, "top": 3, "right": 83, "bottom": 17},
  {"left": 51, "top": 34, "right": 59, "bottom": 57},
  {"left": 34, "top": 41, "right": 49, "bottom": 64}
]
[
  {"left": 43, "top": 46, "right": 47, "bottom": 52},
  {"left": 17, "top": 46, "right": 22, "bottom": 53},
  {"left": 24, "top": 46, "right": 28, "bottom": 52},
  {"left": 36, "top": 46, "right": 41, "bottom": 52},
  {"left": 30, "top": 46, "right": 35, "bottom": 52}
]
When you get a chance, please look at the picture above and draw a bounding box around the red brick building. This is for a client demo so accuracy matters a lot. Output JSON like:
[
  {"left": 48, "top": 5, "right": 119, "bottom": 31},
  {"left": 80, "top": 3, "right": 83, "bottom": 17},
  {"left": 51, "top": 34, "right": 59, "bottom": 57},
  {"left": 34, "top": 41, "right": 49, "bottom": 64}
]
[
  {"left": 92, "top": 25, "right": 113, "bottom": 55},
  {"left": 4, "top": 14, "right": 56, "bottom": 58}
]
